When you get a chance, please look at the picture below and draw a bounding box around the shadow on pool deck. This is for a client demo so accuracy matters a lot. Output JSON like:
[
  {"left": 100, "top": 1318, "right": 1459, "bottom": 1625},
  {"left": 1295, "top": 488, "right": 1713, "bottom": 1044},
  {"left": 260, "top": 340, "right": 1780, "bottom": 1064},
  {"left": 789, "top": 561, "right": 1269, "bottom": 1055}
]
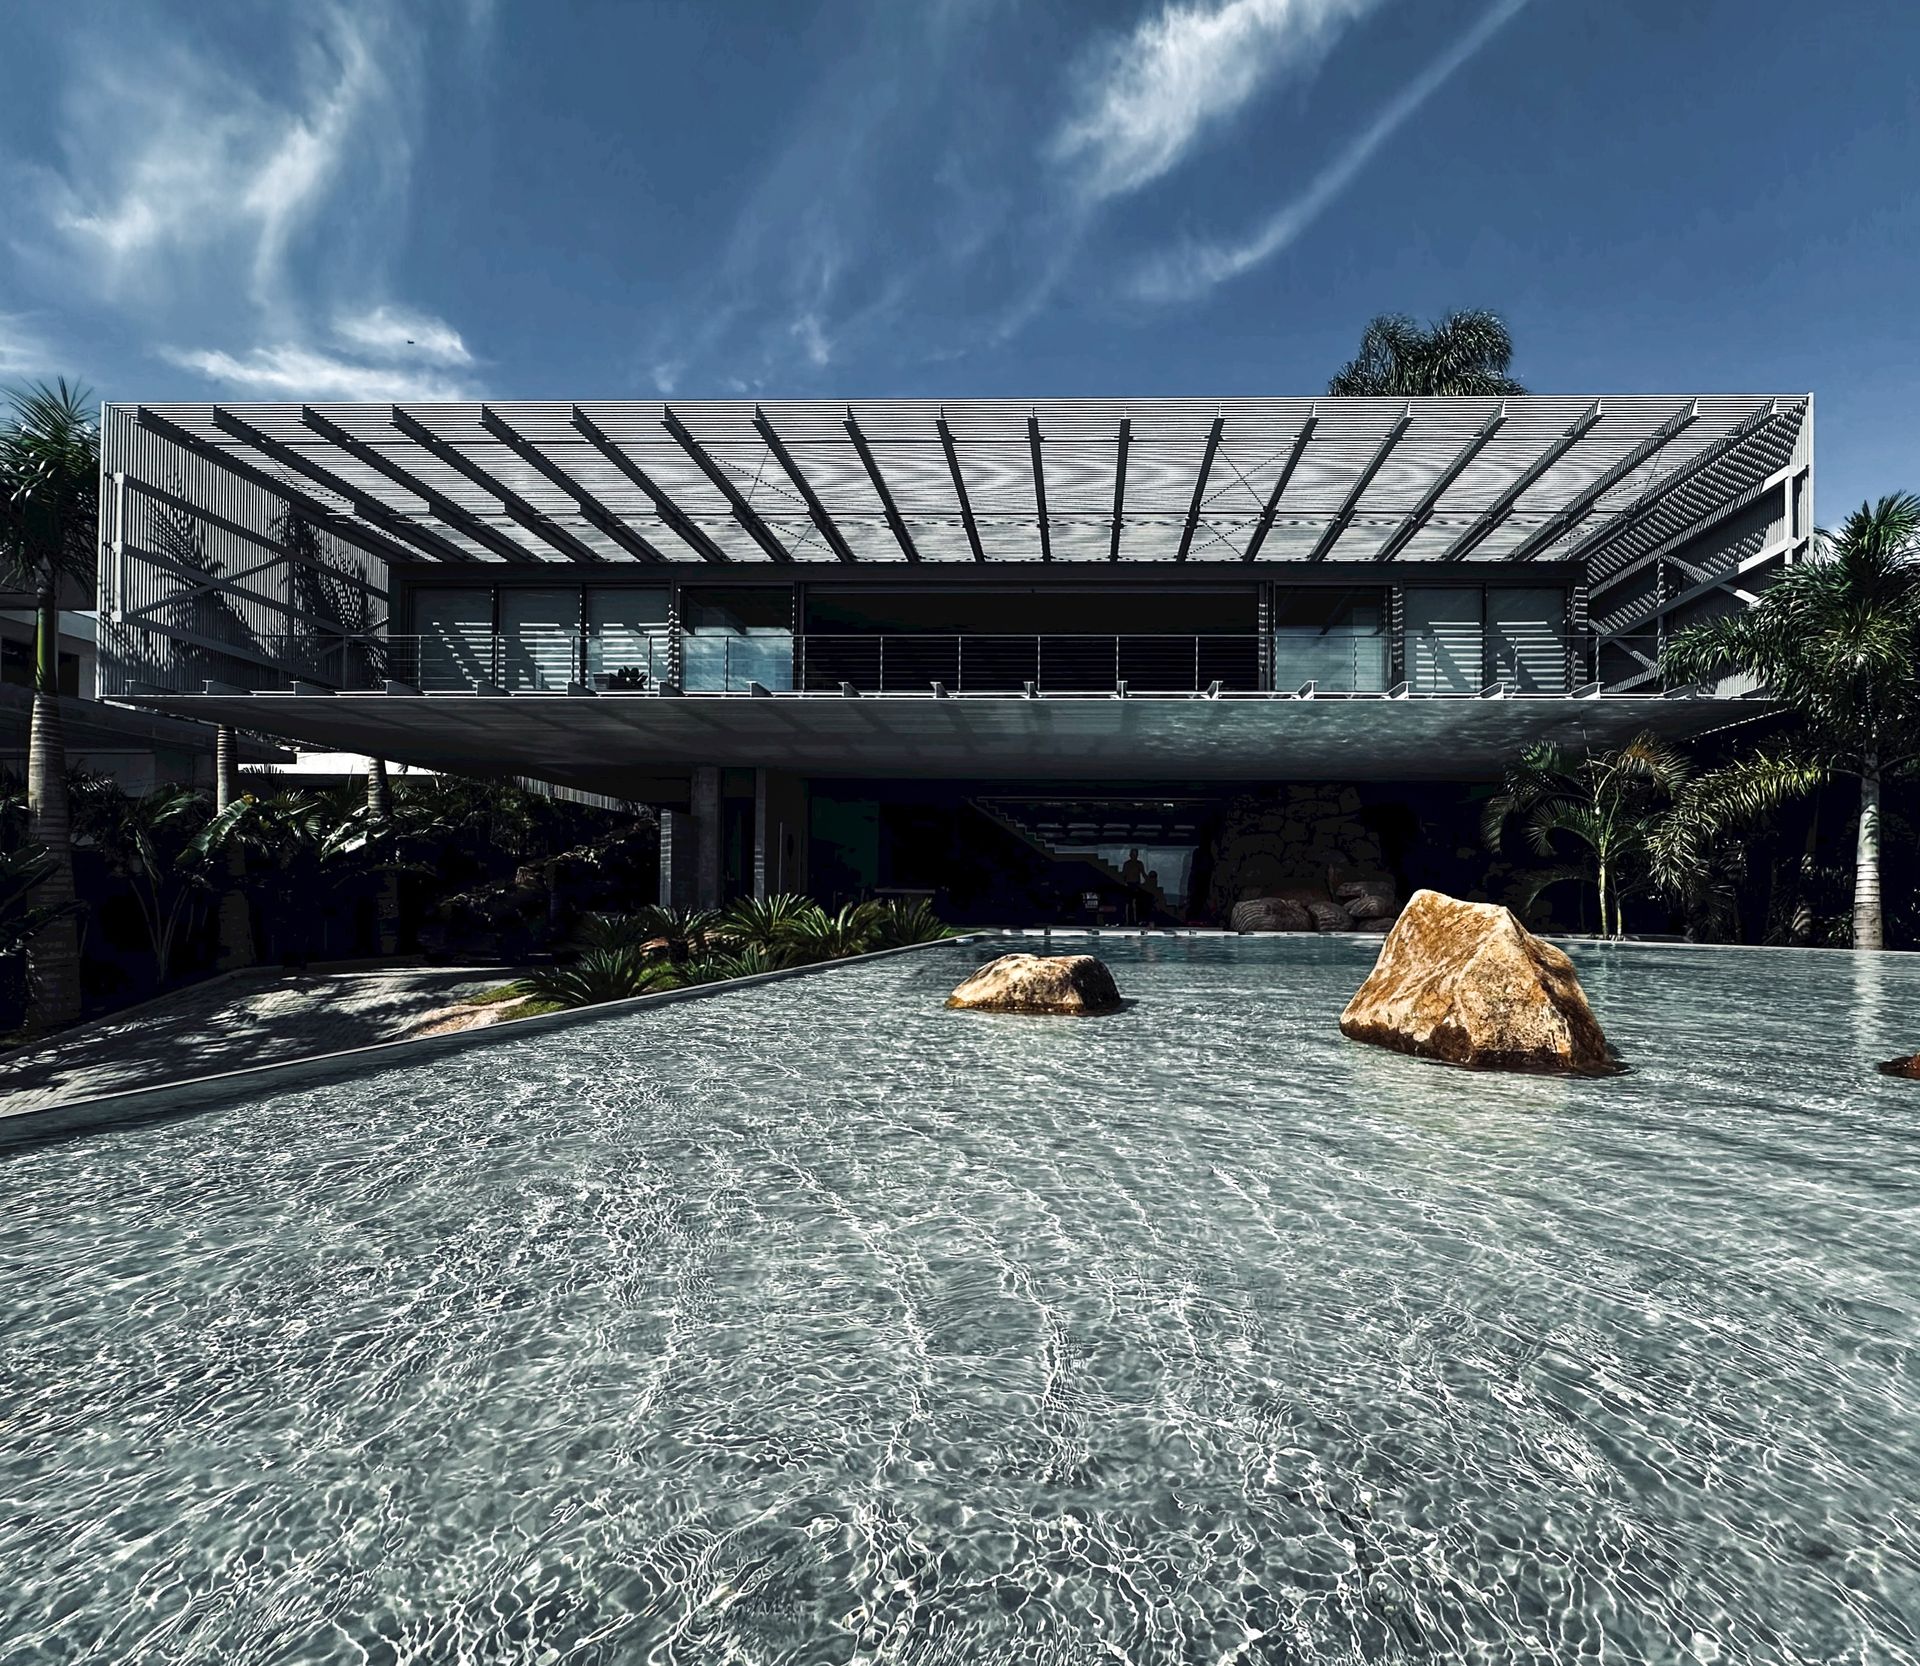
[{"left": 0, "top": 965, "right": 519, "bottom": 1117}]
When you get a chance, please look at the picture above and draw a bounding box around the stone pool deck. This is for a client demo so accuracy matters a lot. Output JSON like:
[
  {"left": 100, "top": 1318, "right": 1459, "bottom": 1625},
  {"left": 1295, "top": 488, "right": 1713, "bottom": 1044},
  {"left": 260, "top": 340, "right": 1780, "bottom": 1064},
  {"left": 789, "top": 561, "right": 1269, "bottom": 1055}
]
[{"left": 0, "top": 965, "right": 518, "bottom": 1117}]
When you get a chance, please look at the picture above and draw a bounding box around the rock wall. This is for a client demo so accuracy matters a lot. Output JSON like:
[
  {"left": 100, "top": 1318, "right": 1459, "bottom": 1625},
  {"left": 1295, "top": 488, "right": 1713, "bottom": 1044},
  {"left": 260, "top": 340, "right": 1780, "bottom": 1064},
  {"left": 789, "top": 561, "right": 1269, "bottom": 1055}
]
[{"left": 1205, "top": 786, "right": 1392, "bottom": 920}]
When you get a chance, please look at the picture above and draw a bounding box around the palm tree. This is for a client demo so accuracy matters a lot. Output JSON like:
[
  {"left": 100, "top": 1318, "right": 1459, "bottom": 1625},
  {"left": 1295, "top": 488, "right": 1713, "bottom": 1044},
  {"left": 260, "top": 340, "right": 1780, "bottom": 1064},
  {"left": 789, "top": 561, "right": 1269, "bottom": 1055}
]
[
  {"left": 0, "top": 380, "right": 98, "bottom": 1027},
  {"left": 72, "top": 780, "right": 216, "bottom": 989},
  {"left": 1484, "top": 731, "right": 1688, "bottom": 937},
  {"left": 1328, "top": 310, "right": 1525, "bottom": 397},
  {"left": 191, "top": 788, "right": 375, "bottom": 964},
  {"left": 1661, "top": 494, "right": 1920, "bottom": 949}
]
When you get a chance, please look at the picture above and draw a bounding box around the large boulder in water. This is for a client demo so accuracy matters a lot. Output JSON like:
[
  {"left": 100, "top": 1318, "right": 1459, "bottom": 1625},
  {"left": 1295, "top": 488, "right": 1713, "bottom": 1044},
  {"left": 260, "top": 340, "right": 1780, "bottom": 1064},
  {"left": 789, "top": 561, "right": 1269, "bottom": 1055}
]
[
  {"left": 947, "top": 953, "right": 1122, "bottom": 1015},
  {"left": 1338, "top": 889, "right": 1620, "bottom": 1075}
]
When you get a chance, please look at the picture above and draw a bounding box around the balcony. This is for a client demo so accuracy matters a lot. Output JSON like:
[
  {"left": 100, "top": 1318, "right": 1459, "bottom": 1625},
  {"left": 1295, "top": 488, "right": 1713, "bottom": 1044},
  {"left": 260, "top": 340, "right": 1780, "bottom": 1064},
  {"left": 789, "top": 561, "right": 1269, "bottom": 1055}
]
[{"left": 261, "top": 627, "right": 1625, "bottom": 698}]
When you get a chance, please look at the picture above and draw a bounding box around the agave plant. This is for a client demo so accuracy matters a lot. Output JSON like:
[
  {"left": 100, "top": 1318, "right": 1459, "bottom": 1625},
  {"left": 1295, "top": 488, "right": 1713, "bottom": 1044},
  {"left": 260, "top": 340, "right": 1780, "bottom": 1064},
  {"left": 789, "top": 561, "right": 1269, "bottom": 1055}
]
[
  {"left": 677, "top": 944, "right": 788, "bottom": 984},
  {"left": 511, "top": 946, "right": 679, "bottom": 1008},
  {"left": 777, "top": 901, "right": 881, "bottom": 963},
  {"left": 573, "top": 905, "right": 721, "bottom": 962},
  {"left": 861, "top": 899, "right": 954, "bottom": 949},
  {"left": 721, "top": 893, "right": 817, "bottom": 955}
]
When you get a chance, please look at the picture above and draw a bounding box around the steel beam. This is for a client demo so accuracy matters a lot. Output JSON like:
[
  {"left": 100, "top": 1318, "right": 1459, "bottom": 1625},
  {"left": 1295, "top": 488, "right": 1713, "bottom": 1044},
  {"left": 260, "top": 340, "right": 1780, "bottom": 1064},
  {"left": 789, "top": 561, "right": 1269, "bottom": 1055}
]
[
  {"left": 752, "top": 407, "right": 855, "bottom": 563},
  {"left": 1440, "top": 399, "right": 1604, "bottom": 562},
  {"left": 571, "top": 406, "right": 732, "bottom": 563},
  {"left": 1028, "top": 414, "right": 1052, "bottom": 562},
  {"left": 1177, "top": 415, "right": 1225, "bottom": 561},
  {"left": 198, "top": 408, "right": 474, "bottom": 565},
  {"left": 478, "top": 406, "right": 666, "bottom": 562},
  {"left": 1243, "top": 410, "right": 1317, "bottom": 561},
  {"left": 937, "top": 414, "right": 986, "bottom": 563},
  {"left": 662, "top": 406, "right": 793, "bottom": 564},
  {"left": 300, "top": 407, "right": 533, "bottom": 563},
  {"left": 845, "top": 409, "right": 919, "bottom": 563},
  {"left": 390, "top": 407, "right": 604, "bottom": 563},
  {"left": 1568, "top": 400, "right": 1787, "bottom": 568},
  {"left": 1372, "top": 402, "right": 1507, "bottom": 563},
  {"left": 1309, "top": 407, "right": 1411, "bottom": 562},
  {"left": 1109, "top": 416, "right": 1130, "bottom": 562},
  {"left": 1505, "top": 400, "right": 1699, "bottom": 561}
]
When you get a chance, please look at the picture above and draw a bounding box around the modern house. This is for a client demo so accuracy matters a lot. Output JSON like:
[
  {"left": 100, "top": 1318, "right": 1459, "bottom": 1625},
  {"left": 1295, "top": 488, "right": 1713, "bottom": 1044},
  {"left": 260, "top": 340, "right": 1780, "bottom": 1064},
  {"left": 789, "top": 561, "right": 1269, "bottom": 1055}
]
[{"left": 96, "top": 395, "right": 1810, "bottom": 920}]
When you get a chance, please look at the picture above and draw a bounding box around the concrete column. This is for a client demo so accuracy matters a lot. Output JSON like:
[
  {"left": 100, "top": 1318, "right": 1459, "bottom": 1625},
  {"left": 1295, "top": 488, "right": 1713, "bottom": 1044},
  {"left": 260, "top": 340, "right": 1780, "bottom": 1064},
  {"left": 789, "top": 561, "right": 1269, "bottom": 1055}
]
[
  {"left": 658, "top": 810, "right": 694, "bottom": 911},
  {"left": 753, "top": 768, "right": 769, "bottom": 900},
  {"left": 691, "top": 765, "right": 722, "bottom": 910}
]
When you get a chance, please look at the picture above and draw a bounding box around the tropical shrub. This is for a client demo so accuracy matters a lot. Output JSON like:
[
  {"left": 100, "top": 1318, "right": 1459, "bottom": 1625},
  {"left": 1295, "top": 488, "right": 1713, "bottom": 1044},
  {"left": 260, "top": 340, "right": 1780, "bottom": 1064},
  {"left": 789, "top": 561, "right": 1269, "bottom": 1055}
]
[
  {"left": 511, "top": 946, "right": 678, "bottom": 1008},
  {"left": 1661, "top": 493, "right": 1920, "bottom": 949}
]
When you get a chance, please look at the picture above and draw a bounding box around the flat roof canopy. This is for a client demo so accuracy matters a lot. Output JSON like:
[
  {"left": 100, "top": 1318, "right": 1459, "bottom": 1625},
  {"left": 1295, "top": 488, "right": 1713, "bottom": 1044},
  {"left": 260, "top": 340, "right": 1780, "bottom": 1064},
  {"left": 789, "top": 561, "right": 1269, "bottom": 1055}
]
[
  {"left": 121, "top": 393, "right": 1808, "bottom": 571},
  {"left": 148, "top": 691, "right": 1772, "bottom": 796}
]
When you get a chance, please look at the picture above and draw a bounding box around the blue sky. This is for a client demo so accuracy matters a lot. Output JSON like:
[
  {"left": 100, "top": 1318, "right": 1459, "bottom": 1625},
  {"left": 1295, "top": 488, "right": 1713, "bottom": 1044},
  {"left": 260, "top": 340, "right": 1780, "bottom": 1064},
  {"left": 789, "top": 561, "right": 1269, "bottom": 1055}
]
[{"left": 1, "top": 0, "right": 1914, "bottom": 516}]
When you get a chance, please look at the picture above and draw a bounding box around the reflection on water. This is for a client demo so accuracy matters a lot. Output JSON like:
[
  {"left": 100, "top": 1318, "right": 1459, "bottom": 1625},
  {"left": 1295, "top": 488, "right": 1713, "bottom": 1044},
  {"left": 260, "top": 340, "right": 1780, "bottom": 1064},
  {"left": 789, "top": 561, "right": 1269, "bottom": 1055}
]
[{"left": 3, "top": 937, "right": 1918, "bottom": 1665}]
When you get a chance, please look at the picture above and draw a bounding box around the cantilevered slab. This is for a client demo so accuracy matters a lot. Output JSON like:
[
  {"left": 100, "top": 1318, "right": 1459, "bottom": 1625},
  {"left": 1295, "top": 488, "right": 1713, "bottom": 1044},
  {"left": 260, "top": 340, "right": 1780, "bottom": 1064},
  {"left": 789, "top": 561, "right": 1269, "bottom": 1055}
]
[{"left": 136, "top": 690, "right": 1773, "bottom": 794}]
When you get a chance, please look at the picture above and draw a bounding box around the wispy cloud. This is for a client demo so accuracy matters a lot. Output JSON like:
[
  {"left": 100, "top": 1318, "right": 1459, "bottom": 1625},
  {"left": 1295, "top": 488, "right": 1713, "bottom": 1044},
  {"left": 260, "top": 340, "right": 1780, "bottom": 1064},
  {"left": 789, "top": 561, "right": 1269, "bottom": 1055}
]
[
  {"left": 332, "top": 304, "right": 474, "bottom": 366},
  {"left": 40, "top": 4, "right": 417, "bottom": 314},
  {"left": 1049, "top": 0, "right": 1383, "bottom": 203},
  {"left": 1128, "top": 0, "right": 1531, "bottom": 301},
  {"left": 159, "top": 343, "right": 480, "bottom": 403},
  {"left": 11, "top": 1, "right": 488, "bottom": 401},
  {"left": 0, "top": 314, "right": 56, "bottom": 379}
]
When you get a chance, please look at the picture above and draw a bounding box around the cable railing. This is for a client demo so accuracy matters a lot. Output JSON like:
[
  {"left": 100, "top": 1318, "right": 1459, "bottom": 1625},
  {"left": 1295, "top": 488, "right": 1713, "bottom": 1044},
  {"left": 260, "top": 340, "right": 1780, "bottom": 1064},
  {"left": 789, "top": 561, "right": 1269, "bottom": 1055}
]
[{"left": 235, "top": 628, "right": 1652, "bottom": 697}]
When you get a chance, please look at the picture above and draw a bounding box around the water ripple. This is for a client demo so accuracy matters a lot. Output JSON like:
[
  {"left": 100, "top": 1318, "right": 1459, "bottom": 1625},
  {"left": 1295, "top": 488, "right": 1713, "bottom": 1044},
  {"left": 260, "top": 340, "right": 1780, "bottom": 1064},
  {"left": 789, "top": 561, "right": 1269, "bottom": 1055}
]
[{"left": 2, "top": 937, "right": 1918, "bottom": 1664}]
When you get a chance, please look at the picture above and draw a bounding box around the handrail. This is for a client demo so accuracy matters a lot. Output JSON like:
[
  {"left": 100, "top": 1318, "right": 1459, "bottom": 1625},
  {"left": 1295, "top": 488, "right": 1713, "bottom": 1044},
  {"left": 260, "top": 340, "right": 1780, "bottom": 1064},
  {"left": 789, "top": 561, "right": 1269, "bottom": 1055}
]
[{"left": 240, "top": 627, "right": 1608, "bottom": 697}]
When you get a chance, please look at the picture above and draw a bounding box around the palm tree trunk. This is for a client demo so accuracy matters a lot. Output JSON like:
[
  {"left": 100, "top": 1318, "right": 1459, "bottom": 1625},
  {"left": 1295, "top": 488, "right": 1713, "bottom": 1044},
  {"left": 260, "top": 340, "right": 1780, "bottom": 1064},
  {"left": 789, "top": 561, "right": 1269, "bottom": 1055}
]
[
  {"left": 1854, "top": 760, "right": 1884, "bottom": 950},
  {"left": 1596, "top": 862, "right": 1610, "bottom": 940},
  {"left": 25, "top": 582, "right": 81, "bottom": 1030},
  {"left": 212, "top": 726, "right": 253, "bottom": 970}
]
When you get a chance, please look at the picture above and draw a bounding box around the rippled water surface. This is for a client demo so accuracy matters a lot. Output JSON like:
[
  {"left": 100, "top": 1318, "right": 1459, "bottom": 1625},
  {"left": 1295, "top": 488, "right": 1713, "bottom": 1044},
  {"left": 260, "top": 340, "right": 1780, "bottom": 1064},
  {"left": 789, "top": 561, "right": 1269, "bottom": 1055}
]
[{"left": 4, "top": 937, "right": 1919, "bottom": 1665}]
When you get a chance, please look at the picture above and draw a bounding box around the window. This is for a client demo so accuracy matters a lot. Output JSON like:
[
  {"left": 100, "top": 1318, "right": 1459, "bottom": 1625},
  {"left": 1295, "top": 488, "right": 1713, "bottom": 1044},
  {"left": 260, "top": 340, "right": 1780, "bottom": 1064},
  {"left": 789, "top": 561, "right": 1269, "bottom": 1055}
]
[
  {"left": 498, "top": 588, "right": 580, "bottom": 691},
  {"left": 1271, "top": 588, "right": 1389, "bottom": 691},
  {"left": 410, "top": 588, "right": 492, "bottom": 690},
  {"left": 1487, "top": 587, "right": 1567, "bottom": 692},
  {"left": 1404, "top": 589, "right": 1484, "bottom": 693},
  {"left": 586, "top": 588, "right": 669, "bottom": 691},
  {"left": 682, "top": 588, "right": 792, "bottom": 692}
]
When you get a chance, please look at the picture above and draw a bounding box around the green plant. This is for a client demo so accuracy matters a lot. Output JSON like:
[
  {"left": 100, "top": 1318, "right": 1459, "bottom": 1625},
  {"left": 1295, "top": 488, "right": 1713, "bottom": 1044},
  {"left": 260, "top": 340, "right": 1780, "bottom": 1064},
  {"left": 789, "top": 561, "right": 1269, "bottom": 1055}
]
[
  {"left": 72, "top": 779, "right": 215, "bottom": 987},
  {"left": 860, "top": 898, "right": 954, "bottom": 949},
  {"left": 720, "top": 893, "right": 817, "bottom": 958},
  {"left": 0, "top": 378, "right": 100, "bottom": 1028},
  {"left": 1662, "top": 493, "right": 1920, "bottom": 949},
  {"left": 774, "top": 901, "right": 880, "bottom": 963},
  {"left": 190, "top": 788, "right": 384, "bottom": 964},
  {"left": 511, "top": 947, "right": 678, "bottom": 1008},
  {"left": 1328, "top": 310, "right": 1524, "bottom": 397},
  {"left": 1484, "top": 731, "right": 1688, "bottom": 937}
]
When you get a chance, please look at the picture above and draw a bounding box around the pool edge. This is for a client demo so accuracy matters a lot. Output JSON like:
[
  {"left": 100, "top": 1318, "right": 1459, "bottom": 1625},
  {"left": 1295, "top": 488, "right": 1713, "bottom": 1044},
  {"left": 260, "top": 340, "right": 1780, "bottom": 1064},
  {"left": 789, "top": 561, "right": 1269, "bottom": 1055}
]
[{"left": 0, "top": 935, "right": 1000, "bottom": 1149}]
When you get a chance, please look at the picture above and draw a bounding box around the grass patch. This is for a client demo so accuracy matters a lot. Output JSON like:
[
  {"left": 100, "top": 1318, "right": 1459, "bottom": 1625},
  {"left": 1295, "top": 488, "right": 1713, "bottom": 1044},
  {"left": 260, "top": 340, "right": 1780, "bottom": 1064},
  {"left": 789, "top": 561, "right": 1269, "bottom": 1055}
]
[{"left": 467, "top": 983, "right": 530, "bottom": 1005}]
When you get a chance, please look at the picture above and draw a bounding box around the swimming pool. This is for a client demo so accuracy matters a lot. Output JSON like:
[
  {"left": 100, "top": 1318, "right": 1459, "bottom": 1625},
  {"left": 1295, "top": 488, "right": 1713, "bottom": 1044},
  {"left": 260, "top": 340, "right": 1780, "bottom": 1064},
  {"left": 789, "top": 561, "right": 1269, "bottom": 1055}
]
[{"left": 3, "top": 936, "right": 1917, "bottom": 1663}]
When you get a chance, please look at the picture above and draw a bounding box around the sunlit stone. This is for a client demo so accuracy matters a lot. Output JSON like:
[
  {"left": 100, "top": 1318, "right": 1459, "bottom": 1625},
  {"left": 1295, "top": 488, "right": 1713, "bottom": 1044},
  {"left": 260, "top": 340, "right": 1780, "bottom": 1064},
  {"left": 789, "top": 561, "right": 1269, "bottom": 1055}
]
[
  {"left": 946, "top": 953, "right": 1122, "bottom": 1015},
  {"left": 1339, "top": 888, "right": 1620, "bottom": 1075}
]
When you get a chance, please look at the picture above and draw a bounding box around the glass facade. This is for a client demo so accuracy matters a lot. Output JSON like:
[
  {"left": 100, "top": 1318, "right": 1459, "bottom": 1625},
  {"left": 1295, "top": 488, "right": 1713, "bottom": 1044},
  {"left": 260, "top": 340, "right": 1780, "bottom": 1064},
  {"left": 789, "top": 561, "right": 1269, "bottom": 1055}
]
[
  {"left": 681, "top": 589, "right": 793, "bottom": 693},
  {"left": 404, "top": 580, "right": 1566, "bottom": 696},
  {"left": 1271, "top": 588, "right": 1390, "bottom": 692}
]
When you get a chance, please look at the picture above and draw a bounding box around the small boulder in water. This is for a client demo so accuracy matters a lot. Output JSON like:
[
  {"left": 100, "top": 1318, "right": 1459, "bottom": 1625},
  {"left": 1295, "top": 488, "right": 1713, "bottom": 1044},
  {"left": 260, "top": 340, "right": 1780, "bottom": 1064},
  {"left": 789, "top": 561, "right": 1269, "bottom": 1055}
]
[
  {"left": 1339, "top": 889, "right": 1620, "bottom": 1075},
  {"left": 946, "top": 953, "right": 1122, "bottom": 1016},
  {"left": 1877, "top": 1054, "right": 1920, "bottom": 1079}
]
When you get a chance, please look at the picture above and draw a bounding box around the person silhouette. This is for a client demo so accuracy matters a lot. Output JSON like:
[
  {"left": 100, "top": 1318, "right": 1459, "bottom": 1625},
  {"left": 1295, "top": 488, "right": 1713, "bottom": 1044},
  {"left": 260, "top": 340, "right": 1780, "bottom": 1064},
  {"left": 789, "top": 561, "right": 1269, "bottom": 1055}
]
[{"left": 1120, "top": 848, "right": 1147, "bottom": 924}]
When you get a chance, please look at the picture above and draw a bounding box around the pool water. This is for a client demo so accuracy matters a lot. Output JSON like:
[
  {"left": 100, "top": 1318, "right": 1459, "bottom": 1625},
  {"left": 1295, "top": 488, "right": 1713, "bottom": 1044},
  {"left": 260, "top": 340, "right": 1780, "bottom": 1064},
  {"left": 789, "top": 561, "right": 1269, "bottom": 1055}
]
[{"left": 3, "top": 937, "right": 1917, "bottom": 1664}]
